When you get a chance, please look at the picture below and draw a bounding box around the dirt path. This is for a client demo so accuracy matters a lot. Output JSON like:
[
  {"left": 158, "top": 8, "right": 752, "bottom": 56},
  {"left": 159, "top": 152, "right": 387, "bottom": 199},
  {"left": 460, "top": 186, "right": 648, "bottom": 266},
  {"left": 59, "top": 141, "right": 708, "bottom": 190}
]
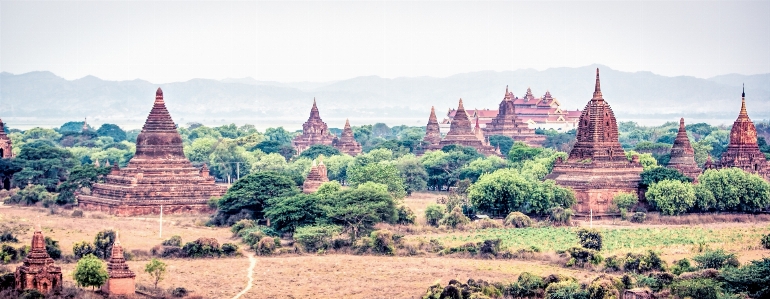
[{"left": 231, "top": 252, "right": 256, "bottom": 299}]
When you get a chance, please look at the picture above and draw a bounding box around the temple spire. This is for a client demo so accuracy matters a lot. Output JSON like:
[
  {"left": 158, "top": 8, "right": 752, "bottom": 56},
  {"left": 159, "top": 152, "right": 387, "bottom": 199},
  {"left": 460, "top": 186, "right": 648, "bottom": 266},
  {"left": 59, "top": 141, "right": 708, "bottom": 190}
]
[
  {"left": 592, "top": 68, "right": 603, "bottom": 100},
  {"left": 739, "top": 88, "right": 749, "bottom": 120},
  {"left": 155, "top": 88, "right": 164, "bottom": 104},
  {"left": 458, "top": 98, "right": 465, "bottom": 111},
  {"left": 679, "top": 117, "right": 686, "bottom": 133}
]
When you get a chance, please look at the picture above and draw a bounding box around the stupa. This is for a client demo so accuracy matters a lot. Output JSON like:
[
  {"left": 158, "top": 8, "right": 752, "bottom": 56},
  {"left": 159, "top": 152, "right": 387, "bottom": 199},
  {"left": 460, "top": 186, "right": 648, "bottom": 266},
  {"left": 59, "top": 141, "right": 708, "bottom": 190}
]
[
  {"left": 77, "top": 88, "right": 227, "bottom": 216},
  {"left": 716, "top": 87, "right": 769, "bottom": 179},
  {"left": 15, "top": 228, "right": 63, "bottom": 294},
  {"left": 545, "top": 69, "right": 643, "bottom": 214},
  {"left": 302, "top": 158, "right": 328, "bottom": 193},
  {"left": 423, "top": 106, "right": 442, "bottom": 146},
  {"left": 333, "top": 119, "right": 362, "bottom": 156},
  {"left": 666, "top": 118, "right": 702, "bottom": 181},
  {"left": 102, "top": 233, "right": 135, "bottom": 296},
  {"left": 483, "top": 86, "right": 546, "bottom": 147},
  {"left": 0, "top": 119, "right": 12, "bottom": 159},
  {"left": 438, "top": 99, "right": 496, "bottom": 155},
  {"left": 292, "top": 99, "right": 336, "bottom": 154}
]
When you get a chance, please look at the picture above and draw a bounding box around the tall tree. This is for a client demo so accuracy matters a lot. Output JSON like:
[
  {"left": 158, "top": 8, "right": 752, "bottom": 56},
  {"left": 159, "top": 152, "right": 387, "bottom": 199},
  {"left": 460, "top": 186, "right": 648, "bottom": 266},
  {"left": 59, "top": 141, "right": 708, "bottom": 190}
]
[{"left": 96, "top": 124, "right": 127, "bottom": 142}]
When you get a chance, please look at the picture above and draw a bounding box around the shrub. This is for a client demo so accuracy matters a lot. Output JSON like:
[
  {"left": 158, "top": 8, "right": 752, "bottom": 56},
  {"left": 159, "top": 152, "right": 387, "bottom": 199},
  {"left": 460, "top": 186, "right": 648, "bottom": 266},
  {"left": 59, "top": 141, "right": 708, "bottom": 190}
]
[
  {"left": 19, "top": 289, "right": 45, "bottom": 299},
  {"left": 576, "top": 228, "right": 602, "bottom": 251},
  {"left": 71, "top": 210, "right": 84, "bottom": 218},
  {"left": 478, "top": 239, "right": 501, "bottom": 256},
  {"left": 588, "top": 276, "right": 621, "bottom": 299},
  {"left": 670, "top": 278, "right": 723, "bottom": 299},
  {"left": 162, "top": 235, "right": 182, "bottom": 247},
  {"left": 509, "top": 272, "right": 544, "bottom": 298},
  {"left": 693, "top": 249, "right": 740, "bottom": 270},
  {"left": 504, "top": 212, "right": 532, "bottom": 228},
  {"left": 425, "top": 204, "right": 445, "bottom": 226},
  {"left": 611, "top": 192, "right": 638, "bottom": 212},
  {"left": 630, "top": 212, "right": 646, "bottom": 223},
  {"left": 476, "top": 218, "right": 502, "bottom": 229},
  {"left": 0, "top": 245, "right": 19, "bottom": 263},
  {"left": 637, "top": 272, "right": 674, "bottom": 292},
  {"left": 0, "top": 232, "right": 17, "bottom": 243},
  {"left": 761, "top": 234, "right": 770, "bottom": 250},
  {"left": 370, "top": 230, "right": 395, "bottom": 255},
  {"left": 293, "top": 225, "right": 341, "bottom": 252},
  {"left": 72, "top": 241, "right": 96, "bottom": 259},
  {"left": 44, "top": 237, "right": 61, "bottom": 260},
  {"left": 603, "top": 255, "right": 621, "bottom": 272},
  {"left": 645, "top": 179, "right": 696, "bottom": 215},
  {"left": 544, "top": 280, "right": 588, "bottom": 299},
  {"left": 171, "top": 287, "right": 189, "bottom": 298},
  {"left": 671, "top": 258, "right": 696, "bottom": 275},
  {"left": 221, "top": 243, "right": 239, "bottom": 256},
  {"left": 623, "top": 250, "right": 666, "bottom": 273},
  {"left": 93, "top": 230, "right": 116, "bottom": 259},
  {"left": 181, "top": 238, "right": 221, "bottom": 258},
  {"left": 150, "top": 245, "right": 183, "bottom": 258},
  {"left": 256, "top": 237, "right": 275, "bottom": 255},
  {"left": 8, "top": 185, "right": 52, "bottom": 206},
  {"left": 721, "top": 257, "right": 770, "bottom": 298},
  {"left": 566, "top": 247, "right": 602, "bottom": 267},
  {"left": 440, "top": 206, "right": 470, "bottom": 228},
  {"left": 548, "top": 207, "right": 572, "bottom": 226},
  {"left": 72, "top": 254, "right": 108, "bottom": 290},
  {"left": 145, "top": 258, "right": 167, "bottom": 289},
  {"left": 396, "top": 205, "right": 416, "bottom": 225}
]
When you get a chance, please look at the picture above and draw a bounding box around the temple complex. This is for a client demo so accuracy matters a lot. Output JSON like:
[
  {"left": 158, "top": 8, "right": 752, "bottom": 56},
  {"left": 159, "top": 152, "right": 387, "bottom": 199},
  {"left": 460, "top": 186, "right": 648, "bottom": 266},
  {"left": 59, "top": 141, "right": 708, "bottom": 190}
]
[
  {"left": 483, "top": 86, "right": 546, "bottom": 147},
  {"left": 292, "top": 99, "right": 336, "bottom": 154},
  {"left": 15, "top": 229, "right": 63, "bottom": 295},
  {"left": 715, "top": 87, "right": 770, "bottom": 179},
  {"left": 102, "top": 233, "right": 136, "bottom": 296},
  {"left": 436, "top": 99, "right": 497, "bottom": 155},
  {"left": 666, "top": 118, "right": 702, "bottom": 181},
  {"left": 333, "top": 119, "right": 362, "bottom": 156},
  {"left": 423, "top": 106, "right": 442, "bottom": 146},
  {"left": 77, "top": 88, "right": 227, "bottom": 216},
  {"left": 302, "top": 158, "right": 328, "bottom": 193},
  {"left": 545, "top": 69, "right": 643, "bottom": 214}
]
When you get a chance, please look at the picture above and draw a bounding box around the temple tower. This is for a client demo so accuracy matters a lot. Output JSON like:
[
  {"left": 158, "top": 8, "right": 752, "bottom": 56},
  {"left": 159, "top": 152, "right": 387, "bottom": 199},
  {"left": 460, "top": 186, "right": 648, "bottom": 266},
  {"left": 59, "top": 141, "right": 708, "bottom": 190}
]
[
  {"left": 333, "top": 119, "right": 362, "bottom": 156},
  {"left": 437, "top": 99, "right": 496, "bottom": 155},
  {"left": 717, "top": 86, "right": 769, "bottom": 178},
  {"left": 15, "top": 229, "right": 63, "bottom": 294},
  {"left": 292, "top": 98, "right": 336, "bottom": 154},
  {"left": 303, "top": 158, "right": 329, "bottom": 193},
  {"left": 0, "top": 119, "right": 13, "bottom": 159},
  {"left": 667, "top": 118, "right": 702, "bottom": 181},
  {"left": 423, "top": 106, "right": 442, "bottom": 146},
  {"left": 546, "top": 69, "right": 643, "bottom": 214},
  {"left": 483, "top": 86, "right": 546, "bottom": 147},
  {"left": 102, "top": 233, "right": 136, "bottom": 296}
]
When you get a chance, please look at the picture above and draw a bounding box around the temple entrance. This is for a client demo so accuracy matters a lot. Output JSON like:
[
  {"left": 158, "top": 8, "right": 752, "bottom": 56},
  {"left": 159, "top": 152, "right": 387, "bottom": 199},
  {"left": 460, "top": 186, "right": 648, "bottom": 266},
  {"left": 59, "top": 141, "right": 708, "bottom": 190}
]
[
  {"left": 0, "top": 148, "right": 4, "bottom": 157},
  {"left": 3, "top": 177, "right": 9, "bottom": 190}
]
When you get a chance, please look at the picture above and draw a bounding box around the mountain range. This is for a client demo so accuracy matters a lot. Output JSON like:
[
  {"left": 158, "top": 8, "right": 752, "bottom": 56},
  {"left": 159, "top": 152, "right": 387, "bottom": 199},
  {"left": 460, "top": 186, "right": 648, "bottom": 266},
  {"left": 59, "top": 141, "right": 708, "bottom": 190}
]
[{"left": 1, "top": 64, "right": 768, "bottom": 130}]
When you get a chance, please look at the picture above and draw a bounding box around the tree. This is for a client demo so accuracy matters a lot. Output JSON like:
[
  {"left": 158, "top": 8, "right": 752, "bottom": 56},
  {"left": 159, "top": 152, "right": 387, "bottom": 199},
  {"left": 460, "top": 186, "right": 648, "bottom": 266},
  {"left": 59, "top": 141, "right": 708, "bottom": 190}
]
[
  {"left": 321, "top": 182, "right": 397, "bottom": 239},
  {"left": 611, "top": 192, "right": 638, "bottom": 213},
  {"left": 264, "top": 193, "right": 325, "bottom": 233},
  {"left": 395, "top": 155, "right": 428, "bottom": 195},
  {"left": 508, "top": 142, "right": 544, "bottom": 163},
  {"left": 184, "top": 137, "right": 218, "bottom": 164},
  {"left": 12, "top": 140, "right": 78, "bottom": 191},
  {"left": 697, "top": 168, "right": 770, "bottom": 212},
  {"left": 72, "top": 254, "right": 108, "bottom": 290},
  {"left": 264, "top": 127, "right": 294, "bottom": 144},
  {"left": 459, "top": 156, "right": 508, "bottom": 183},
  {"left": 93, "top": 230, "right": 116, "bottom": 259},
  {"left": 58, "top": 121, "right": 89, "bottom": 133},
  {"left": 488, "top": 135, "right": 514, "bottom": 155},
  {"left": 425, "top": 204, "right": 445, "bottom": 226},
  {"left": 45, "top": 236, "right": 62, "bottom": 259},
  {"left": 421, "top": 146, "right": 481, "bottom": 190},
  {"left": 144, "top": 258, "right": 167, "bottom": 289},
  {"left": 722, "top": 258, "right": 770, "bottom": 298},
  {"left": 645, "top": 180, "right": 696, "bottom": 215},
  {"left": 209, "top": 140, "right": 253, "bottom": 181},
  {"left": 253, "top": 140, "right": 295, "bottom": 160},
  {"left": 577, "top": 228, "right": 603, "bottom": 251},
  {"left": 468, "top": 169, "right": 575, "bottom": 216},
  {"left": 250, "top": 153, "right": 288, "bottom": 173},
  {"left": 625, "top": 151, "right": 658, "bottom": 170},
  {"left": 56, "top": 164, "right": 111, "bottom": 204},
  {"left": 324, "top": 154, "right": 354, "bottom": 184},
  {"left": 640, "top": 167, "right": 691, "bottom": 188},
  {"left": 96, "top": 124, "right": 126, "bottom": 142},
  {"left": 347, "top": 161, "right": 407, "bottom": 199},
  {"left": 299, "top": 145, "right": 340, "bottom": 160},
  {"left": 215, "top": 172, "right": 300, "bottom": 221}
]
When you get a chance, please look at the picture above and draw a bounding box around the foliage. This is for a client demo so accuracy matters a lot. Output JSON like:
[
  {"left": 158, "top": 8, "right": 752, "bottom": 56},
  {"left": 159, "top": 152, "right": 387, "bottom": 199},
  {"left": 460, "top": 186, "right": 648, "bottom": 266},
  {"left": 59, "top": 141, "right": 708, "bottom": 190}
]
[
  {"left": 671, "top": 258, "right": 695, "bottom": 275},
  {"left": 45, "top": 236, "right": 62, "bottom": 259},
  {"left": 692, "top": 249, "right": 740, "bottom": 270},
  {"left": 256, "top": 237, "right": 276, "bottom": 255},
  {"left": 162, "top": 235, "right": 182, "bottom": 247},
  {"left": 566, "top": 246, "right": 603, "bottom": 267},
  {"left": 721, "top": 258, "right": 770, "bottom": 298},
  {"left": 458, "top": 156, "right": 508, "bottom": 183},
  {"left": 645, "top": 179, "right": 696, "bottom": 215},
  {"left": 182, "top": 238, "right": 222, "bottom": 258},
  {"left": 640, "top": 166, "right": 691, "bottom": 188},
  {"left": 7, "top": 185, "right": 53, "bottom": 206},
  {"left": 93, "top": 230, "right": 116, "bottom": 259},
  {"left": 72, "top": 254, "right": 108, "bottom": 290},
  {"left": 12, "top": 140, "right": 78, "bottom": 190},
  {"left": 468, "top": 169, "right": 575, "bottom": 216},
  {"left": 488, "top": 135, "right": 514, "bottom": 155},
  {"left": 214, "top": 172, "right": 299, "bottom": 224},
  {"left": 425, "top": 204, "right": 445, "bottom": 227},
  {"left": 72, "top": 241, "right": 96, "bottom": 259},
  {"left": 504, "top": 212, "right": 532, "bottom": 228},
  {"left": 347, "top": 160, "right": 407, "bottom": 199},
  {"left": 439, "top": 206, "right": 470, "bottom": 229},
  {"left": 56, "top": 164, "right": 111, "bottom": 204},
  {"left": 697, "top": 168, "right": 770, "bottom": 212},
  {"left": 264, "top": 193, "right": 325, "bottom": 233},
  {"left": 144, "top": 258, "right": 167, "bottom": 289},
  {"left": 96, "top": 124, "right": 126, "bottom": 142},
  {"left": 611, "top": 192, "right": 638, "bottom": 213},
  {"left": 395, "top": 205, "right": 416, "bottom": 225},
  {"left": 421, "top": 146, "right": 482, "bottom": 190},
  {"left": 630, "top": 212, "right": 646, "bottom": 223},
  {"left": 395, "top": 154, "right": 428, "bottom": 195},
  {"left": 762, "top": 234, "right": 770, "bottom": 250},
  {"left": 548, "top": 207, "right": 573, "bottom": 226},
  {"left": 544, "top": 280, "right": 589, "bottom": 299},
  {"left": 508, "top": 142, "right": 544, "bottom": 163},
  {"left": 299, "top": 144, "right": 340, "bottom": 160},
  {"left": 321, "top": 182, "right": 397, "bottom": 238},
  {"left": 622, "top": 250, "right": 666, "bottom": 273},
  {"left": 670, "top": 278, "right": 724, "bottom": 299},
  {"left": 293, "top": 224, "right": 342, "bottom": 252},
  {"left": 576, "top": 228, "right": 603, "bottom": 251}
]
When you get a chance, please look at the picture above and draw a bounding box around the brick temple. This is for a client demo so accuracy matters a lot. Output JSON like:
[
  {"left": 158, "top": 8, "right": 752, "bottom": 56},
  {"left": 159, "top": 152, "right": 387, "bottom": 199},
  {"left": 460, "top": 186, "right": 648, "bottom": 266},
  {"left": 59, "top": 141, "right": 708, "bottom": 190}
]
[
  {"left": 0, "top": 119, "right": 13, "bottom": 159},
  {"left": 102, "top": 234, "right": 135, "bottom": 296},
  {"left": 333, "top": 119, "right": 362, "bottom": 156},
  {"left": 666, "top": 118, "right": 702, "bottom": 181},
  {"left": 434, "top": 99, "right": 498, "bottom": 156},
  {"left": 546, "top": 69, "right": 643, "bottom": 214},
  {"left": 483, "top": 86, "right": 546, "bottom": 147},
  {"left": 303, "top": 158, "right": 329, "bottom": 193},
  {"left": 292, "top": 99, "right": 336, "bottom": 154},
  {"left": 423, "top": 106, "right": 442, "bottom": 146},
  {"left": 77, "top": 88, "right": 227, "bottom": 216},
  {"left": 715, "top": 87, "right": 769, "bottom": 179},
  {"left": 15, "top": 229, "right": 63, "bottom": 295}
]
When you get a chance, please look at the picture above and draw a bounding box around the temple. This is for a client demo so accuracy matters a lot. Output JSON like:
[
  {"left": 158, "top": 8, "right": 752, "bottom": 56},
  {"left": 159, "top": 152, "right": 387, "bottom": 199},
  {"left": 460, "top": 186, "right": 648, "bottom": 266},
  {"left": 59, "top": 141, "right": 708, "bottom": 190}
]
[
  {"left": 667, "top": 118, "right": 702, "bottom": 181},
  {"left": 423, "top": 106, "right": 442, "bottom": 146},
  {"left": 302, "top": 158, "right": 328, "bottom": 193},
  {"left": 715, "top": 87, "right": 769, "bottom": 179},
  {"left": 292, "top": 99, "right": 336, "bottom": 154},
  {"left": 483, "top": 86, "right": 546, "bottom": 147},
  {"left": 435, "top": 99, "right": 497, "bottom": 155},
  {"left": 545, "top": 69, "right": 643, "bottom": 214},
  {"left": 333, "top": 119, "right": 362, "bottom": 156},
  {"left": 0, "top": 119, "right": 13, "bottom": 159},
  {"left": 77, "top": 88, "right": 227, "bottom": 216},
  {"left": 15, "top": 228, "right": 63, "bottom": 295},
  {"left": 102, "top": 233, "right": 136, "bottom": 296}
]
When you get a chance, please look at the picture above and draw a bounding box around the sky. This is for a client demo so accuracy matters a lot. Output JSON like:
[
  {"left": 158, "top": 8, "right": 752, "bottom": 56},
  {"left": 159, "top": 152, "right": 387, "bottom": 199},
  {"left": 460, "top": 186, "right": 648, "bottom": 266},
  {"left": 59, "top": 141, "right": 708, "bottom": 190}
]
[{"left": 1, "top": 1, "right": 769, "bottom": 83}]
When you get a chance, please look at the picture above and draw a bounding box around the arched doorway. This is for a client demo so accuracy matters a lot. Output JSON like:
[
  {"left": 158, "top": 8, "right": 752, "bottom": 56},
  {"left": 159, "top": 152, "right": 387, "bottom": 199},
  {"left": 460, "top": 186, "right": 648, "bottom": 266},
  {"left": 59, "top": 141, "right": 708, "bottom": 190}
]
[{"left": 2, "top": 177, "right": 9, "bottom": 191}]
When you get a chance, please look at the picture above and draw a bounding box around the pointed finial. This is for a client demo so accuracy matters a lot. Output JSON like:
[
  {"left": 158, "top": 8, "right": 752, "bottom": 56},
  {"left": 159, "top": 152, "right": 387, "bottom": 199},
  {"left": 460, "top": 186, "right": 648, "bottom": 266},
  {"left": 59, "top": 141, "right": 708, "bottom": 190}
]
[
  {"left": 155, "top": 87, "right": 164, "bottom": 103},
  {"left": 593, "top": 68, "right": 603, "bottom": 100},
  {"left": 458, "top": 98, "right": 465, "bottom": 111},
  {"left": 115, "top": 231, "right": 121, "bottom": 245},
  {"left": 312, "top": 159, "right": 317, "bottom": 167},
  {"left": 505, "top": 85, "right": 508, "bottom": 94},
  {"left": 742, "top": 83, "right": 745, "bottom": 98}
]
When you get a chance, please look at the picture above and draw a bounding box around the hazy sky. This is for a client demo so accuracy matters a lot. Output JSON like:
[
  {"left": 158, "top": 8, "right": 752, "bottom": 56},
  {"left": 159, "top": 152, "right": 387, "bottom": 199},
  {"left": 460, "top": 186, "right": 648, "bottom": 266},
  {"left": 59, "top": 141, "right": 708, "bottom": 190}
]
[{"left": 1, "top": 1, "right": 769, "bottom": 83}]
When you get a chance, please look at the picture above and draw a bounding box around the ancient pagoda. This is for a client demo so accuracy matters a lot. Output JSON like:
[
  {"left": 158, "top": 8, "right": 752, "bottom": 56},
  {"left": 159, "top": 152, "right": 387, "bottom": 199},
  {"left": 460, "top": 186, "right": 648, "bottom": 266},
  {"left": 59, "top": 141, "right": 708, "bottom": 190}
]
[
  {"left": 0, "top": 119, "right": 12, "bottom": 159},
  {"left": 667, "top": 118, "right": 702, "bottom": 181},
  {"left": 303, "top": 158, "right": 329, "bottom": 193},
  {"left": 483, "top": 86, "right": 546, "bottom": 147},
  {"left": 102, "top": 233, "right": 135, "bottom": 296},
  {"left": 546, "top": 69, "right": 643, "bottom": 214},
  {"left": 292, "top": 99, "right": 336, "bottom": 154},
  {"left": 716, "top": 87, "right": 769, "bottom": 179},
  {"left": 438, "top": 99, "right": 496, "bottom": 155},
  {"left": 77, "top": 88, "right": 227, "bottom": 216},
  {"left": 423, "top": 106, "right": 442, "bottom": 146},
  {"left": 15, "top": 229, "right": 63, "bottom": 295},
  {"left": 333, "top": 119, "right": 362, "bottom": 156}
]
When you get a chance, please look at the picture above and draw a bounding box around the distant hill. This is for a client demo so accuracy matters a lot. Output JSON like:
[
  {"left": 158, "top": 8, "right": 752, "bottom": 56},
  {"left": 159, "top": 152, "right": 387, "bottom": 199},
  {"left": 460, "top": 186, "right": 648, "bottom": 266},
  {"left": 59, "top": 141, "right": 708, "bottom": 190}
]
[{"left": 1, "top": 64, "right": 768, "bottom": 129}]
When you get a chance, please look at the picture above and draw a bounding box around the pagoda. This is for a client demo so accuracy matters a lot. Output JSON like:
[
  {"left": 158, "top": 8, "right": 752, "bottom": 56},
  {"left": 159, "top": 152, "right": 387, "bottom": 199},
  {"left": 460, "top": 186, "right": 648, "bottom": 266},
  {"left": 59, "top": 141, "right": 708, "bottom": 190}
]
[
  {"left": 292, "top": 99, "right": 336, "bottom": 154},
  {"left": 333, "top": 119, "right": 362, "bottom": 156},
  {"left": 545, "top": 69, "right": 643, "bottom": 214},
  {"left": 303, "top": 158, "right": 328, "bottom": 193},
  {"left": 666, "top": 118, "right": 702, "bottom": 181},
  {"left": 423, "top": 106, "right": 442, "bottom": 146},
  {"left": 15, "top": 229, "right": 63, "bottom": 294},
  {"left": 102, "top": 233, "right": 135, "bottom": 296},
  {"left": 438, "top": 99, "right": 496, "bottom": 155},
  {"left": 716, "top": 87, "right": 769, "bottom": 179},
  {"left": 0, "top": 119, "right": 13, "bottom": 159},
  {"left": 483, "top": 86, "right": 546, "bottom": 147},
  {"left": 77, "top": 88, "right": 227, "bottom": 216}
]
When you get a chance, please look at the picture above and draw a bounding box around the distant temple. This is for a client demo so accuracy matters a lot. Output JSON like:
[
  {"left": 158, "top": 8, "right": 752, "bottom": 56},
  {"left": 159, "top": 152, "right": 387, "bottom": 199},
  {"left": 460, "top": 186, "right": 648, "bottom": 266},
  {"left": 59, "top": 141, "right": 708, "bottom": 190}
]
[
  {"left": 102, "top": 233, "right": 135, "bottom": 296},
  {"left": 292, "top": 99, "right": 336, "bottom": 154},
  {"left": 303, "top": 158, "right": 329, "bottom": 193},
  {"left": 15, "top": 228, "right": 63, "bottom": 295},
  {"left": 431, "top": 99, "right": 498, "bottom": 156},
  {"left": 546, "top": 69, "right": 643, "bottom": 214},
  {"left": 715, "top": 87, "right": 769, "bottom": 179},
  {"left": 483, "top": 86, "right": 546, "bottom": 147},
  {"left": 333, "top": 119, "right": 362, "bottom": 156},
  {"left": 77, "top": 88, "right": 227, "bottom": 216},
  {"left": 0, "top": 119, "right": 13, "bottom": 159},
  {"left": 422, "top": 106, "right": 442, "bottom": 146},
  {"left": 667, "top": 118, "right": 702, "bottom": 181}
]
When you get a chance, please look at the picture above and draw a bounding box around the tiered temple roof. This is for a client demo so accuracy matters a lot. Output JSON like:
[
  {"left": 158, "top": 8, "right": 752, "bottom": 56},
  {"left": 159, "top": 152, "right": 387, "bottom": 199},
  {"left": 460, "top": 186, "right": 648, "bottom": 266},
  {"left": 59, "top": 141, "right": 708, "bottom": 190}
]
[
  {"left": 667, "top": 118, "right": 702, "bottom": 181},
  {"left": 333, "top": 119, "right": 362, "bottom": 156},
  {"left": 545, "top": 69, "right": 643, "bottom": 214},
  {"left": 483, "top": 86, "right": 546, "bottom": 147},
  {"left": 716, "top": 87, "right": 769, "bottom": 179},
  {"left": 77, "top": 88, "right": 227, "bottom": 216},
  {"left": 303, "top": 158, "right": 329, "bottom": 193},
  {"left": 102, "top": 233, "right": 136, "bottom": 295},
  {"left": 436, "top": 99, "right": 497, "bottom": 155},
  {"left": 15, "top": 229, "right": 63, "bottom": 294},
  {"left": 292, "top": 99, "right": 336, "bottom": 154},
  {"left": 0, "top": 118, "right": 13, "bottom": 158},
  {"left": 423, "top": 106, "right": 442, "bottom": 146}
]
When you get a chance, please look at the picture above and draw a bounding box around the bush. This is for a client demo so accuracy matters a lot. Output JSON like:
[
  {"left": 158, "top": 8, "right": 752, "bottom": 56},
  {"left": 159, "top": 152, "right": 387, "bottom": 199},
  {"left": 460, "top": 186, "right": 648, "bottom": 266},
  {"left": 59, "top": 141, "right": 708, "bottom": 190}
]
[
  {"left": 71, "top": 210, "right": 84, "bottom": 218},
  {"left": 671, "top": 258, "right": 695, "bottom": 275},
  {"left": 0, "top": 245, "right": 19, "bottom": 263},
  {"left": 566, "top": 247, "right": 602, "bottom": 267},
  {"left": 504, "top": 212, "right": 532, "bottom": 228},
  {"left": 761, "top": 234, "right": 770, "bottom": 250},
  {"left": 19, "top": 289, "right": 45, "bottom": 299},
  {"left": 645, "top": 179, "right": 696, "bottom": 215},
  {"left": 370, "top": 230, "right": 395, "bottom": 255},
  {"left": 721, "top": 258, "right": 770, "bottom": 298},
  {"left": 256, "top": 237, "right": 275, "bottom": 255},
  {"left": 0, "top": 232, "right": 17, "bottom": 243},
  {"left": 588, "top": 276, "right": 621, "bottom": 299},
  {"left": 8, "top": 185, "right": 52, "bottom": 206},
  {"left": 439, "top": 206, "right": 470, "bottom": 228},
  {"left": 150, "top": 245, "right": 183, "bottom": 258},
  {"left": 396, "top": 205, "right": 416, "bottom": 225},
  {"left": 44, "top": 237, "right": 61, "bottom": 260},
  {"left": 181, "top": 238, "right": 221, "bottom": 258},
  {"left": 670, "top": 278, "right": 723, "bottom": 299},
  {"left": 293, "top": 225, "right": 341, "bottom": 252},
  {"left": 509, "top": 272, "right": 544, "bottom": 298},
  {"left": 93, "top": 230, "right": 116, "bottom": 259},
  {"left": 611, "top": 192, "right": 638, "bottom": 212},
  {"left": 548, "top": 207, "right": 572, "bottom": 226},
  {"left": 425, "top": 204, "right": 445, "bottom": 226},
  {"left": 693, "top": 249, "right": 740, "bottom": 270},
  {"left": 476, "top": 218, "right": 501, "bottom": 229},
  {"left": 171, "top": 287, "right": 189, "bottom": 298},
  {"left": 544, "top": 280, "right": 588, "bottom": 299},
  {"left": 72, "top": 241, "right": 96, "bottom": 259},
  {"left": 630, "top": 212, "right": 646, "bottom": 223},
  {"left": 162, "top": 235, "right": 182, "bottom": 247},
  {"left": 576, "top": 228, "right": 602, "bottom": 251},
  {"left": 603, "top": 255, "right": 621, "bottom": 272},
  {"left": 221, "top": 243, "right": 239, "bottom": 256},
  {"left": 231, "top": 219, "right": 258, "bottom": 235},
  {"left": 72, "top": 254, "right": 108, "bottom": 290},
  {"left": 623, "top": 250, "right": 666, "bottom": 273}
]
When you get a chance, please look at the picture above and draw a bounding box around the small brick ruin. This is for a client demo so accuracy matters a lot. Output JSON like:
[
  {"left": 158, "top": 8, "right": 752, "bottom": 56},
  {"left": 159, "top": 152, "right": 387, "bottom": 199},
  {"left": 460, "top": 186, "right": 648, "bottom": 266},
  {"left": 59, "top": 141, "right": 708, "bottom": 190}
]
[
  {"left": 433, "top": 99, "right": 499, "bottom": 156},
  {"left": 15, "top": 229, "right": 63, "bottom": 295},
  {"left": 102, "top": 234, "right": 135, "bottom": 296},
  {"left": 714, "top": 87, "right": 770, "bottom": 179},
  {"left": 292, "top": 98, "right": 336, "bottom": 154},
  {"left": 333, "top": 119, "right": 362, "bottom": 156},
  {"left": 77, "top": 88, "right": 227, "bottom": 216},
  {"left": 666, "top": 118, "right": 702, "bottom": 181},
  {"left": 422, "top": 106, "right": 442, "bottom": 146},
  {"left": 303, "top": 158, "right": 329, "bottom": 193},
  {"left": 483, "top": 86, "right": 546, "bottom": 147},
  {"left": 546, "top": 69, "right": 643, "bottom": 214}
]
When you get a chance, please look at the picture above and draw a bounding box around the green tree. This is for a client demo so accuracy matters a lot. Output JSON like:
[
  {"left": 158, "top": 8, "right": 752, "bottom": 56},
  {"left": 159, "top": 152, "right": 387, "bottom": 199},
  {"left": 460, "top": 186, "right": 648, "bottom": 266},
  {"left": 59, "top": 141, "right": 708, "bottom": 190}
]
[
  {"left": 395, "top": 154, "right": 428, "bottom": 195},
  {"left": 93, "top": 230, "right": 116, "bottom": 259},
  {"left": 324, "top": 154, "right": 354, "bottom": 184},
  {"left": 72, "top": 254, "right": 108, "bottom": 290},
  {"left": 12, "top": 140, "right": 78, "bottom": 190},
  {"left": 253, "top": 140, "right": 295, "bottom": 160},
  {"left": 56, "top": 164, "right": 111, "bottom": 204},
  {"left": 144, "top": 258, "right": 167, "bottom": 289},
  {"left": 611, "top": 192, "right": 639, "bottom": 212},
  {"left": 215, "top": 172, "right": 300, "bottom": 222},
  {"left": 702, "top": 168, "right": 770, "bottom": 212},
  {"left": 347, "top": 161, "right": 406, "bottom": 199},
  {"left": 488, "top": 135, "right": 514, "bottom": 155},
  {"left": 625, "top": 151, "right": 658, "bottom": 170},
  {"left": 299, "top": 145, "right": 340, "bottom": 160},
  {"left": 58, "top": 121, "right": 89, "bottom": 133},
  {"left": 264, "top": 127, "right": 295, "bottom": 144},
  {"left": 645, "top": 180, "right": 696, "bottom": 215},
  {"left": 264, "top": 193, "right": 325, "bottom": 233},
  {"left": 96, "top": 124, "right": 126, "bottom": 142},
  {"left": 250, "top": 153, "right": 288, "bottom": 173},
  {"left": 321, "top": 182, "right": 397, "bottom": 239},
  {"left": 184, "top": 137, "right": 218, "bottom": 164},
  {"left": 45, "top": 236, "right": 62, "bottom": 259},
  {"left": 424, "top": 204, "right": 445, "bottom": 226},
  {"left": 508, "top": 142, "right": 544, "bottom": 163},
  {"left": 458, "top": 156, "right": 508, "bottom": 183},
  {"left": 209, "top": 140, "right": 253, "bottom": 181},
  {"left": 640, "top": 166, "right": 691, "bottom": 188},
  {"left": 468, "top": 169, "right": 575, "bottom": 216},
  {"left": 577, "top": 228, "right": 603, "bottom": 251},
  {"left": 721, "top": 258, "right": 770, "bottom": 298}
]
